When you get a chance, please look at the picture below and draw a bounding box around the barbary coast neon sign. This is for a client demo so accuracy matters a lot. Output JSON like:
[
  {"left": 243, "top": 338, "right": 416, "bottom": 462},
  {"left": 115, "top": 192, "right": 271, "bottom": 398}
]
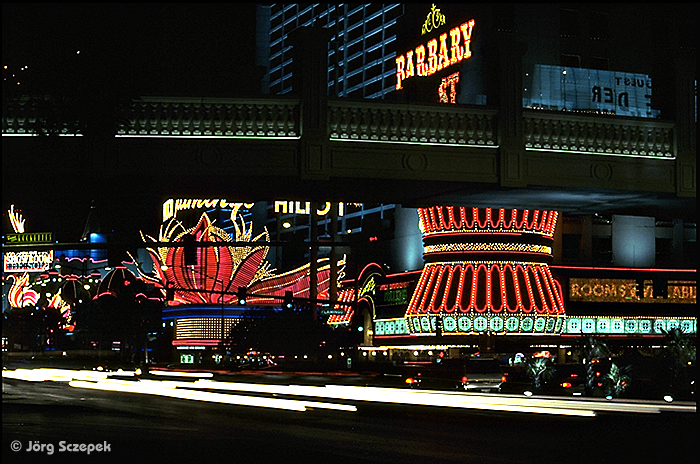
[{"left": 395, "top": 18, "right": 475, "bottom": 91}]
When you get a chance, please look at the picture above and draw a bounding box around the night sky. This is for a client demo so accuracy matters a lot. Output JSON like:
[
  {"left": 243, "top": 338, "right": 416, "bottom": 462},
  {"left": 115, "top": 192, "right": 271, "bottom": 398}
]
[
  {"left": 3, "top": 3, "right": 260, "bottom": 97},
  {"left": 3, "top": 4, "right": 261, "bottom": 241}
]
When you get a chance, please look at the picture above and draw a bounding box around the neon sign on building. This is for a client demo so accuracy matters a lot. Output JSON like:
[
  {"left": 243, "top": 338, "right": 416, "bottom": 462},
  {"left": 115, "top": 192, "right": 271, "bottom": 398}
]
[
  {"left": 162, "top": 198, "right": 346, "bottom": 222},
  {"left": 569, "top": 278, "right": 696, "bottom": 304},
  {"left": 3, "top": 250, "right": 54, "bottom": 273},
  {"left": 395, "top": 17, "right": 475, "bottom": 91},
  {"left": 405, "top": 207, "right": 566, "bottom": 336},
  {"left": 140, "top": 209, "right": 345, "bottom": 308}
]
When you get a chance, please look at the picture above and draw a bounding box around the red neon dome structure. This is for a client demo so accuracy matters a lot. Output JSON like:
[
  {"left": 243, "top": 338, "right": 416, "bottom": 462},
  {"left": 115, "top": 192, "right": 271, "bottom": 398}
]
[{"left": 406, "top": 207, "right": 566, "bottom": 336}]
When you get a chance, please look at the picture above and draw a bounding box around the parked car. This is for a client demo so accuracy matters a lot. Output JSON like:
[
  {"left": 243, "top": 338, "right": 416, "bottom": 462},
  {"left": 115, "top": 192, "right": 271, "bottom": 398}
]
[
  {"left": 401, "top": 357, "right": 505, "bottom": 392},
  {"left": 544, "top": 363, "right": 586, "bottom": 396},
  {"left": 622, "top": 357, "right": 695, "bottom": 401},
  {"left": 500, "top": 363, "right": 586, "bottom": 396},
  {"left": 498, "top": 365, "right": 531, "bottom": 394}
]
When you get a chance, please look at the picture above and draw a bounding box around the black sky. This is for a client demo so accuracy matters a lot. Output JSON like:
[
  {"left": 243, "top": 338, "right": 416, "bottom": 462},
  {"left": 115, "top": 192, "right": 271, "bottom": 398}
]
[
  {"left": 3, "top": 3, "right": 260, "bottom": 97},
  {"left": 3, "top": 4, "right": 261, "bottom": 241}
]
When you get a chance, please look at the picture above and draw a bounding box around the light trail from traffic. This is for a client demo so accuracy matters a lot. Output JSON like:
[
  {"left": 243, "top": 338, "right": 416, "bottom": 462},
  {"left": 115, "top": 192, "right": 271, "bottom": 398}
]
[{"left": 3, "top": 368, "right": 696, "bottom": 417}]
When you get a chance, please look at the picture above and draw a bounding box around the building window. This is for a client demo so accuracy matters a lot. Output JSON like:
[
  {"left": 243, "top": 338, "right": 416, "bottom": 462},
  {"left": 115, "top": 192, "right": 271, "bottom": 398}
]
[
  {"left": 589, "top": 56, "right": 609, "bottom": 71},
  {"left": 592, "top": 236, "right": 612, "bottom": 266},
  {"left": 562, "top": 234, "right": 582, "bottom": 263},
  {"left": 561, "top": 54, "right": 581, "bottom": 68},
  {"left": 560, "top": 9, "right": 580, "bottom": 38},
  {"left": 589, "top": 12, "right": 610, "bottom": 41}
]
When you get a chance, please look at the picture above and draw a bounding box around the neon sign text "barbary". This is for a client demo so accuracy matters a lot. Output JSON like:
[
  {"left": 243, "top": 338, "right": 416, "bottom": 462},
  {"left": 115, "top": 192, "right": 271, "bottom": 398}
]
[{"left": 395, "top": 19, "right": 474, "bottom": 91}]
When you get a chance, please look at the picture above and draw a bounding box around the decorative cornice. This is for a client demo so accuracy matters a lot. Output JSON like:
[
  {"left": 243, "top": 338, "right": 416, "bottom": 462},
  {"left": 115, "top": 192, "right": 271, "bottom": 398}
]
[
  {"left": 523, "top": 109, "right": 675, "bottom": 158},
  {"left": 328, "top": 100, "right": 496, "bottom": 146},
  {"left": 2, "top": 96, "right": 678, "bottom": 160}
]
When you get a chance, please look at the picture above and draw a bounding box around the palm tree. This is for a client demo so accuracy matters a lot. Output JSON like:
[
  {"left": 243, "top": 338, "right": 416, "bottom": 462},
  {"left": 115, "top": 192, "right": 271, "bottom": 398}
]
[
  {"left": 662, "top": 327, "right": 696, "bottom": 399},
  {"left": 604, "top": 363, "right": 631, "bottom": 398},
  {"left": 573, "top": 336, "right": 611, "bottom": 396},
  {"left": 663, "top": 327, "right": 696, "bottom": 366},
  {"left": 525, "top": 357, "right": 556, "bottom": 391},
  {"left": 573, "top": 336, "right": 611, "bottom": 363}
]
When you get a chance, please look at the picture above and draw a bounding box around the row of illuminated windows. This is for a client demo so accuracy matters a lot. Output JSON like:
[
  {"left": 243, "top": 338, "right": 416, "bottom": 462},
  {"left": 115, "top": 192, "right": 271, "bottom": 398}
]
[
  {"left": 564, "top": 317, "right": 696, "bottom": 335},
  {"left": 374, "top": 316, "right": 696, "bottom": 336},
  {"left": 401, "top": 315, "right": 564, "bottom": 335},
  {"left": 266, "top": 3, "right": 403, "bottom": 98},
  {"left": 175, "top": 317, "right": 240, "bottom": 340}
]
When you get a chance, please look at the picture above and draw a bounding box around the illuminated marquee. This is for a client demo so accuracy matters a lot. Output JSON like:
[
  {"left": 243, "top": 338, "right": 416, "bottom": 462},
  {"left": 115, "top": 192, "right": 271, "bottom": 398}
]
[
  {"left": 563, "top": 316, "right": 695, "bottom": 335},
  {"left": 5, "top": 232, "right": 52, "bottom": 244},
  {"left": 405, "top": 207, "right": 566, "bottom": 336},
  {"left": 570, "top": 278, "right": 696, "bottom": 303},
  {"left": 162, "top": 198, "right": 346, "bottom": 222},
  {"left": 4, "top": 250, "right": 54, "bottom": 273},
  {"left": 395, "top": 18, "right": 475, "bottom": 90}
]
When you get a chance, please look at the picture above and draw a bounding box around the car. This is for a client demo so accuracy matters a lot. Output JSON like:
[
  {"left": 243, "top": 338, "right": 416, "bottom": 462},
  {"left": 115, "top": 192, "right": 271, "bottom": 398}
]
[
  {"left": 500, "top": 363, "right": 586, "bottom": 396},
  {"left": 543, "top": 363, "right": 586, "bottom": 396},
  {"left": 498, "top": 365, "right": 531, "bottom": 394},
  {"left": 401, "top": 357, "right": 505, "bottom": 392}
]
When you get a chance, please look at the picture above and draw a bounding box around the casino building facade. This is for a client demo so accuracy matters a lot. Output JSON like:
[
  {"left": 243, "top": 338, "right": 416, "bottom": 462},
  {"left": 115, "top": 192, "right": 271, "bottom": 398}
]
[{"left": 2, "top": 4, "right": 695, "bottom": 364}]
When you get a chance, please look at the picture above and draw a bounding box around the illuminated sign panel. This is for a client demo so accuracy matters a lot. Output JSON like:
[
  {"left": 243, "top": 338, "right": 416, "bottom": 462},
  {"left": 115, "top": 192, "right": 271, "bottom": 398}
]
[
  {"left": 525, "top": 64, "right": 658, "bottom": 118},
  {"left": 5, "top": 232, "right": 53, "bottom": 244},
  {"left": 3, "top": 250, "right": 54, "bottom": 273},
  {"left": 406, "top": 207, "right": 566, "bottom": 336},
  {"left": 570, "top": 278, "right": 696, "bottom": 303},
  {"left": 378, "top": 282, "right": 410, "bottom": 306},
  {"left": 163, "top": 198, "right": 254, "bottom": 222},
  {"left": 162, "top": 198, "right": 346, "bottom": 222},
  {"left": 395, "top": 5, "right": 475, "bottom": 91},
  {"left": 375, "top": 318, "right": 410, "bottom": 336},
  {"left": 564, "top": 317, "right": 695, "bottom": 335}
]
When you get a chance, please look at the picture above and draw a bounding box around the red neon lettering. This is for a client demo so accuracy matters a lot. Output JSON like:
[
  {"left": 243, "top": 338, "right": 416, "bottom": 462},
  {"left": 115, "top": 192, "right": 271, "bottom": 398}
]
[
  {"left": 460, "top": 19, "right": 475, "bottom": 59},
  {"left": 395, "top": 19, "right": 475, "bottom": 90},
  {"left": 395, "top": 55, "right": 405, "bottom": 90},
  {"left": 415, "top": 45, "right": 426, "bottom": 76},
  {"left": 427, "top": 38, "right": 438, "bottom": 75},
  {"left": 439, "top": 72, "right": 459, "bottom": 104},
  {"left": 449, "top": 26, "right": 463, "bottom": 65},
  {"left": 437, "top": 33, "right": 450, "bottom": 71},
  {"left": 405, "top": 50, "right": 415, "bottom": 79}
]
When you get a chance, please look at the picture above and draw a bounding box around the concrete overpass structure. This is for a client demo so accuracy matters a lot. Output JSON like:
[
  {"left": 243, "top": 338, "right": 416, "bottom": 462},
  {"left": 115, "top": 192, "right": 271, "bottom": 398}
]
[
  {"left": 3, "top": 94, "right": 695, "bottom": 220},
  {"left": 3, "top": 30, "right": 695, "bottom": 226}
]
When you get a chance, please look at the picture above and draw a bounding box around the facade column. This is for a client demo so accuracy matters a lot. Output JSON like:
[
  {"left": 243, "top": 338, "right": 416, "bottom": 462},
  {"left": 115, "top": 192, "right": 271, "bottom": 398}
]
[
  {"left": 671, "top": 219, "right": 684, "bottom": 265},
  {"left": 488, "top": 35, "right": 528, "bottom": 188},
  {"left": 329, "top": 202, "right": 339, "bottom": 309},
  {"left": 673, "top": 49, "right": 696, "bottom": 198},
  {"left": 310, "top": 202, "right": 318, "bottom": 321},
  {"left": 653, "top": 48, "right": 696, "bottom": 198},
  {"left": 581, "top": 215, "right": 593, "bottom": 265},
  {"left": 289, "top": 27, "right": 332, "bottom": 181}
]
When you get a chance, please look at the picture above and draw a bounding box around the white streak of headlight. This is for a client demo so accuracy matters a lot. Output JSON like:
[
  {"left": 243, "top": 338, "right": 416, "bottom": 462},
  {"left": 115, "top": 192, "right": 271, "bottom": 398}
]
[
  {"left": 69, "top": 379, "right": 309, "bottom": 411},
  {"left": 149, "top": 370, "right": 214, "bottom": 378},
  {"left": 68, "top": 378, "right": 356, "bottom": 412},
  {"left": 6, "top": 369, "right": 696, "bottom": 416},
  {"left": 188, "top": 381, "right": 595, "bottom": 417},
  {"left": 3, "top": 368, "right": 109, "bottom": 382}
]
